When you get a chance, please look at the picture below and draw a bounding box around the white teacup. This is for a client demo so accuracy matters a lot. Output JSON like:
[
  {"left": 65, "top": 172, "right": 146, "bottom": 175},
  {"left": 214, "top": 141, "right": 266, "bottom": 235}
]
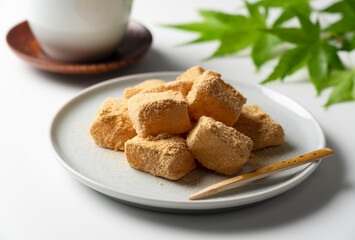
[{"left": 28, "top": 0, "right": 133, "bottom": 62}]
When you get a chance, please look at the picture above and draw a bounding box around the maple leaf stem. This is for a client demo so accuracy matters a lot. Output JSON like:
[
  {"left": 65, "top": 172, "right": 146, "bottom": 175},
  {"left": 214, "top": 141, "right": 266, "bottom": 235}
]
[{"left": 328, "top": 31, "right": 346, "bottom": 43}]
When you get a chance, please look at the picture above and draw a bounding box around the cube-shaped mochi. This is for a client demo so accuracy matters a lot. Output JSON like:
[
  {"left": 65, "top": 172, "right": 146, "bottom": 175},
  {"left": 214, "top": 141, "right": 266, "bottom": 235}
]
[
  {"left": 128, "top": 90, "right": 192, "bottom": 137},
  {"left": 125, "top": 134, "right": 196, "bottom": 180},
  {"left": 124, "top": 79, "right": 165, "bottom": 99},
  {"left": 177, "top": 66, "right": 205, "bottom": 84},
  {"left": 233, "top": 105, "right": 285, "bottom": 150},
  {"left": 90, "top": 98, "right": 137, "bottom": 151},
  {"left": 186, "top": 70, "right": 246, "bottom": 127},
  {"left": 186, "top": 116, "right": 253, "bottom": 175},
  {"left": 139, "top": 80, "right": 192, "bottom": 97}
]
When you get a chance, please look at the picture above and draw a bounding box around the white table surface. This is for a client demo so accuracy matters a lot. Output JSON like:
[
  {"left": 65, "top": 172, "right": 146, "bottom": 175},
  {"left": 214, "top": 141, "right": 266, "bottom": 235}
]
[{"left": 1, "top": 0, "right": 354, "bottom": 239}]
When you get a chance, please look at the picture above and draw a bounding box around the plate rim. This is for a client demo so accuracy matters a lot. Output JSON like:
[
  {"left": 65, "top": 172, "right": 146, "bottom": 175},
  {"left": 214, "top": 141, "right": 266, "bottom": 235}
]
[{"left": 49, "top": 71, "right": 326, "bottom": 210}]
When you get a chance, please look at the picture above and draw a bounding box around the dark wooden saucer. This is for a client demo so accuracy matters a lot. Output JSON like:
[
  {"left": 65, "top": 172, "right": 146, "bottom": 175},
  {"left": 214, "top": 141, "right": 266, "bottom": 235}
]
[{"left": 6, "top": 21, "right": 152, "bottom": 74}]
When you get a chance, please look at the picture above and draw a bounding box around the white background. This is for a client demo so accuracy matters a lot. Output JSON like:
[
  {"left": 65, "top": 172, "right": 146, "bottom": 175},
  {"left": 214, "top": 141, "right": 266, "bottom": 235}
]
[{"left": 1, "top": 0, "right": 354, "bottom": 239}]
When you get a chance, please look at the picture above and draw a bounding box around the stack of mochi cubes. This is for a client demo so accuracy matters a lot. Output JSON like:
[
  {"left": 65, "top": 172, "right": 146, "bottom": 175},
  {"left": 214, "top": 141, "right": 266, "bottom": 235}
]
[{"left": 90, "top": 66, "right": 285, "bottom": 180}]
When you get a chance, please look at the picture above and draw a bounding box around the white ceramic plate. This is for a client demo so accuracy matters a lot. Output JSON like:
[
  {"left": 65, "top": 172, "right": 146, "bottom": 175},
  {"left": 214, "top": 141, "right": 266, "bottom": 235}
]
[{"left": 49, "top": 72, "right": 325, "bottom": 213}]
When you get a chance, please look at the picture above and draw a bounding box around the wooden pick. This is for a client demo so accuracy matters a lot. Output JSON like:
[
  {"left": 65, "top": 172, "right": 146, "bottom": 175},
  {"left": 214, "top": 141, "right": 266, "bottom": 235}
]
[{"left": 189, "top": 148, "right": 334, "bottom": 200}]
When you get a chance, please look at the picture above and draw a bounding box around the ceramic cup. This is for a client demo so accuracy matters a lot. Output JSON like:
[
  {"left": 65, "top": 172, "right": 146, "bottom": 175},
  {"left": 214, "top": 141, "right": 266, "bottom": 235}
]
[{"left": 28, "top": 0, "right": 133, "bottom": 62}]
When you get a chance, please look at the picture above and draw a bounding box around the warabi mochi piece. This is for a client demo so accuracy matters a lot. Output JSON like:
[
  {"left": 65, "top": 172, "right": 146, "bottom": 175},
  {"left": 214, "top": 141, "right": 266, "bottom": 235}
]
[
  {"left": 90, "top": 98, "right": 137, "bottom": 151},
  {"left": 186, "top": 116, "right": 253, "bottom": 175},
  {"left": 124, "top": 79, "right": 165, "bottom": 99},
  {"left": 177, "top": 66, "right": 205, "bottom": 84},
  {"left": 125, "top": 134, "right": 196, "bottom": 180},
  {"left": 139, "top": 80, "right": 192, "bottom": 97},
  {"left": 186, "top": 70, "right": 246, "bottom": 127},
  {"left": 128, "top": 90, "right": 192, "bottom": 137},
  {"left": 233, "top": 105, "right": 285, "bottom": 150},
  {"left": 139, "top": 65, "right": 206, "bottom": 97}
]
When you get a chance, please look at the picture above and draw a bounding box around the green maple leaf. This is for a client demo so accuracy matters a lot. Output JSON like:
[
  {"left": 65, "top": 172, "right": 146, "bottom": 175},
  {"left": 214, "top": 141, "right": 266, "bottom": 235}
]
[
  {"left": 325, "top": 70, "right": 355, "bottom": 107},
  {"left": 164, "top": 0, "right": 355, "bottom": 107},
  {"left": 165, "top": 10, "right": 257, "bottom": 58},
  {"left": 323, "top": 0, "right": 355, "bottom": 55},
  {"left": 342, "top": 35, "right": 355, "bottom": 51},
  {"left": 317, "top": 70, "right": 352, "bottom": 94},
  {"left": 252, "top": 33, "right": 280, "bottom": 69},
  {"left": 165, "top": 10, "right": 246, "bottom": 45},
  {"left": 246, "top": 2, "right": 282, "bottom": 69},
  {"left": 307, "top": 42, "right": 344, "bottom": 95},
  {"left": 263, "top": 10, "right": 321, "bottom": 83},
  {"left": 263, "top": 10, "right": 344, "bottom": 94},
  {"left": 262, "top": 45, "right": 311, "bottom": 83},
  {"left": 257, "top": 0, "right": 311, "bottom": 26},
  {"left": 324, "top": 0, "right": 355, "bottom": 33},
  {"left": 322, "top": 42, "right": 344, "bottom": 71},
  {"left": 307, "top": 44, "right": 332, "bottom": 94},
  {"left": 164, "top": 3, "right": 280, "bottom": 67}
]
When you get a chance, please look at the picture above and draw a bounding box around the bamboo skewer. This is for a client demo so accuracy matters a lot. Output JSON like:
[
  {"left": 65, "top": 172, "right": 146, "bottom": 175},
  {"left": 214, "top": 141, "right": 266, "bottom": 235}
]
[{"left": 189, "top": 148, "right": 334, "bottom": 200}]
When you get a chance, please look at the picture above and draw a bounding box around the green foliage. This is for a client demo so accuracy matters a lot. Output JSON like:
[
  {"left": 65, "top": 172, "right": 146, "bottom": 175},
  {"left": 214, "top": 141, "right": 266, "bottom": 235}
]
[
  {"left": 165, "top": 0, "right": 355, "bottom": 107},
  {"left": 165, "top": 7, "right": 267, "bottom": 59},
  {"left": 324, "top": 0, "right": 355, "bottom": 33},
  {"left": 325, "top": 71, "right": 355, "bottom": 106},
  {"left": 257, "top": 0, "right": 311, "bottom": 26}
]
